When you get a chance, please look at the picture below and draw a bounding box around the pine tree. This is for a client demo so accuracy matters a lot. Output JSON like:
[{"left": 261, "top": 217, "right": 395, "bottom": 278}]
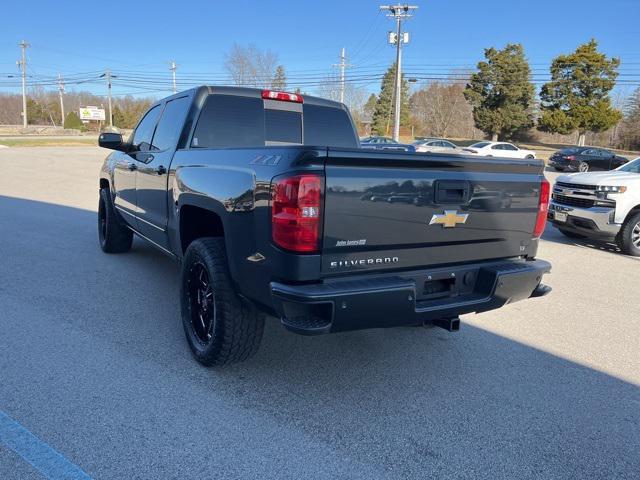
[
  {"left": 271, "top": 65, "right": 287, "bottom": 91},
  {"left": 363, "top": 93, "right": 377, "bottom": 119},
  {"left": 538, "top": 39, "right": 622, "bottom": 146},
  {"left": 371, "top": 63, "right": 409, "bottom": 136},
  {"left": 464, "top": 44, "right": 535, "bottom": 141},
  {"left": 63, "top": 112, "right": 85, "bottom": 131}
]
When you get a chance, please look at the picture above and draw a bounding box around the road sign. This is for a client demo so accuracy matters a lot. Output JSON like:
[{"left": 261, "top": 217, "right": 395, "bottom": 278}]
[{"left": 79, "top": 106, "right": 106, "bottom": 121}]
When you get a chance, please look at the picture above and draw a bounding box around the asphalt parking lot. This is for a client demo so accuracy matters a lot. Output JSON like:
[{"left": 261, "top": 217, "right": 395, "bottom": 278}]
[{"left": 1, "top": 147, "right": 639, "bottom": 480}]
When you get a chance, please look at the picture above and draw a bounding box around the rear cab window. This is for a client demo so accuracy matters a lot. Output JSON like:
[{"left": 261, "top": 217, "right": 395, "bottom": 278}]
[
  {"left": 191, "top": 92, "right": 357, "bottom": 149},
  {"left": 191, "top": 95, "right": 263, "bottom": 148},
  {"left": 303, "top": 104, "right": 357, "bottom": 148}
]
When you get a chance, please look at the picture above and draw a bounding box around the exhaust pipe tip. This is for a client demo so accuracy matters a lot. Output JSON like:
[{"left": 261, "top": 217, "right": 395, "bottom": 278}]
[{"left": 431, "top": 317, "right": 461, "bottom": 332}]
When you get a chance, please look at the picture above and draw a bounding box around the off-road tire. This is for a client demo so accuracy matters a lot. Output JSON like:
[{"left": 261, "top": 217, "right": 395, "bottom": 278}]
[
  {"left": 616, "top": 212, "right": 640, "bottom": 256},
  {"left": 98, "top": 188, "right": 133, "bottom": 253},
  {"left": 558, "top": 228, "right": 586, "bottom": 239},
  {"left": 180, "top": 238, "right": 265, "bottom": 366}
]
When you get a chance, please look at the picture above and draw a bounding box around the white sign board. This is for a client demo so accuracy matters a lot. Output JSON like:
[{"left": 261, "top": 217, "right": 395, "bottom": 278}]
[{"left": 79, "top": 106, "right": 106, "bottom": 121}]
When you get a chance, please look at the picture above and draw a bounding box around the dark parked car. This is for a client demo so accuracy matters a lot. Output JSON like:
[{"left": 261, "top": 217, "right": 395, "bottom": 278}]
[
  {"left": 97, "top": 86, "right": 551, "bottom": 366},
  {"left": 549, "top": 147, "right": 628, "bottom": 172},
  {"left": 360, "top": 136, "right": 416, "bottom": 152}
]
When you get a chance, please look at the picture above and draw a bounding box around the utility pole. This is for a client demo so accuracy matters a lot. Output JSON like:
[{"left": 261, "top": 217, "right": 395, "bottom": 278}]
[
  {"left": 332, "top": 48, "right": 351, "bottom": 104},
  {"left": 17, "top": 40, "right": 30, "bottom": 129},
  {"left": 100, "top": 70, "right": 115, "bottom": 127},
  {"left": 169, "top": 60, "right": 177, "bottom": 93},
  {"left": 57, "top": 74, "right": 65, "bottom": 127},
  {"left": 380, "top": 4, "right": 417, "bottom": 141}
]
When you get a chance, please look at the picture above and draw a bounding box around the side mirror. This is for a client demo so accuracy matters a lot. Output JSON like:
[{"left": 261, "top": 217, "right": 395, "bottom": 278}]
[{"left": 99, "top": 132, "right": 124, "bottom": 151}]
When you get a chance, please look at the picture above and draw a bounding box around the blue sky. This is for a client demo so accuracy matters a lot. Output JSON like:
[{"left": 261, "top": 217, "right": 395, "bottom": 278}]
[{"left": 0, "top": 0, "right": 638, "bottom": 99}]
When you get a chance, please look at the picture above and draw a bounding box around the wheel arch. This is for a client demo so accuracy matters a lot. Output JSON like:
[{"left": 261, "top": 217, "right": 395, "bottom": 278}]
[
  {"left": 621, "top": 204, "right": 640, "bottom": 225},
  {"left": 177, "top": 197, "right": 227, "bottom": 254}
]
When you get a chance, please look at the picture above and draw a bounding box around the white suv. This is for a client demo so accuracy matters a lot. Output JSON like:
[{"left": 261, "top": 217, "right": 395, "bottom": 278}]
[{"left": 548, "top": 157, "right": 640, "bottom": 255}]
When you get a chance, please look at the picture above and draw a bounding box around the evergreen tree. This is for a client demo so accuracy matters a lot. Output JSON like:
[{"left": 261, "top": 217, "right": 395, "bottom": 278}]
[
  {"left": 363, "top": 93, "right": 377, "bottom": 119},
  {"left": 271, "top": 65, "right": 287, "bottom": 90},
  {"left": 63, "top": 112, "right": 85, "bottom": 131},
  {"left": 464, "top": 44, "right": 535, "bottom": 141},
  {"left": 538, "top": 39, "right": 622, "bottom": 146},
  {"left": 371, "top": 63, "right": 409, "bottom": 136}
]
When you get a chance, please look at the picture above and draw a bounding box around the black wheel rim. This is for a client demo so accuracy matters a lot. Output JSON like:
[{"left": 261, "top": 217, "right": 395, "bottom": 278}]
[
  {"left": 98, "top": 198, "right": 107, "bottom": 244},
  {"left": 187, "top": 262, "right": 215, "bottom": 344}
]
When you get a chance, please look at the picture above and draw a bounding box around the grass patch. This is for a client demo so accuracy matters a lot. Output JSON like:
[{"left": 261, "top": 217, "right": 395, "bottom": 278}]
[{"left": 0, "top": 137, "right": 97, "bottom": 147}]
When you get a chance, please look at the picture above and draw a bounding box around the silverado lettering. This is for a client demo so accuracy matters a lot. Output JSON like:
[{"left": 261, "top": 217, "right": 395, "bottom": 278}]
[{"left": 330, "top": 257, "right": 400, "bottom": 268}]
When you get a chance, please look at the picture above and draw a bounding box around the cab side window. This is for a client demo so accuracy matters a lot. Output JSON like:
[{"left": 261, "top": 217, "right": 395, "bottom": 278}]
[
  {"left": 503, "top": 144, "right": 517, "bottom": 151},
  {"left": 131, "top": 105, "right": 161, "bottom": 152},
  {"left": 150, "top": 97, "right": 190, "bottom": 151}
]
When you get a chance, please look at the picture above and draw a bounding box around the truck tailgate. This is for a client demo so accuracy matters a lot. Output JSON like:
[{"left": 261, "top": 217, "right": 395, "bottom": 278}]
[{"left": 322, "top": 149, "right": 544, "bottom": 275}]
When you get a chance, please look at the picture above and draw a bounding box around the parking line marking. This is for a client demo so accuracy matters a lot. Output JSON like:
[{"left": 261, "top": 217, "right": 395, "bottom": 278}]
[{"left": 0, "top": 410, "right": 91, "bottom": 480}]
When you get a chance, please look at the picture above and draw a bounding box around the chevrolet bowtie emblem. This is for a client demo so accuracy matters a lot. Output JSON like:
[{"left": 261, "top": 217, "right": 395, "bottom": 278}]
[{"left": 429, "top": 210, "right": 469, "bottom": 228}]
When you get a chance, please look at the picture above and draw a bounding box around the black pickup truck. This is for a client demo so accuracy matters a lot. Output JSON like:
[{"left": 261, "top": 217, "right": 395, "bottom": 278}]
[{"left": 98, "top": 86, "right": 551, "bottom": 366}]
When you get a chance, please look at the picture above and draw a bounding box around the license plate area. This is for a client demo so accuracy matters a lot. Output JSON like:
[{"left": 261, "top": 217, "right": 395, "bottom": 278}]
[
  {"left": 423, "top": 278, "right": 456, "bottom": 299},
  {"left": 554, "top": 212, "right": 568, "bottom": 222},
  {"left": 413, "top": 266, "right": 478, "bottom": 301}
]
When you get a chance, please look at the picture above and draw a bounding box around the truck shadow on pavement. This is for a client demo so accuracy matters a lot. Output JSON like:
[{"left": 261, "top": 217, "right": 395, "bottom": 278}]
[{"left": 1, "top": 195, "right": 638, "bottom": 479}]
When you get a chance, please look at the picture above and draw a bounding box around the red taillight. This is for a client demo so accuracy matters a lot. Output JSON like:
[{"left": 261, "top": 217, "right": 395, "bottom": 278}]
[
  {"left": 262, "top": 90, "right": 303, "bottom": 103},
  {"left": 566, "top": 155, "right": 575, "bottom": 161},
  {"left": 533, "top": 178, "right": 550, "bottom": 238},
  {"left": 272, "top": 173, "right": 323, "bottom": 253}
]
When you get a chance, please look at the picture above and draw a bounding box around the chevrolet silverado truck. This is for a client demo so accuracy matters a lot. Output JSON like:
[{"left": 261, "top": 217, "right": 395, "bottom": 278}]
[
  {"left": 97, "top": 86, "right": 551, "bottom": 366},
  {"left": 549, "top": 156, "right": 640, "bottom": 256}
]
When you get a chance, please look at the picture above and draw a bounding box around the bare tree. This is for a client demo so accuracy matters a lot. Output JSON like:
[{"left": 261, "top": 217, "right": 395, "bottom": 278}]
[
  {"left": 316, "top": 73, "right": 367, "bottom": 113},
  {"left": 410, "top": 80, "right": 479, "bottom": 139},
  {"left": 0, "top": 94, "right": 23, "bottom": 124},
  {"left": 224, "top": 44, "right": 279, "bottom": 88}
]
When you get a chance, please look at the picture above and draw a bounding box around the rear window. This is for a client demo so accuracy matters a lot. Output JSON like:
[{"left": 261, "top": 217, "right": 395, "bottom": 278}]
[
  {"left": 265, "top": 109, "right": 302, "bottom": 144},
  {"left": 561, "top": 148, "right": 581, "bottom": 154},
  {"left": 192, "top": 95, "right": 264, "bottom": 148},
  {"left": 191, "top": 94, "right": 357, "bottom": 149},
  {"left": 303, "top": 105, "right": 358, "bottom": 148}
]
